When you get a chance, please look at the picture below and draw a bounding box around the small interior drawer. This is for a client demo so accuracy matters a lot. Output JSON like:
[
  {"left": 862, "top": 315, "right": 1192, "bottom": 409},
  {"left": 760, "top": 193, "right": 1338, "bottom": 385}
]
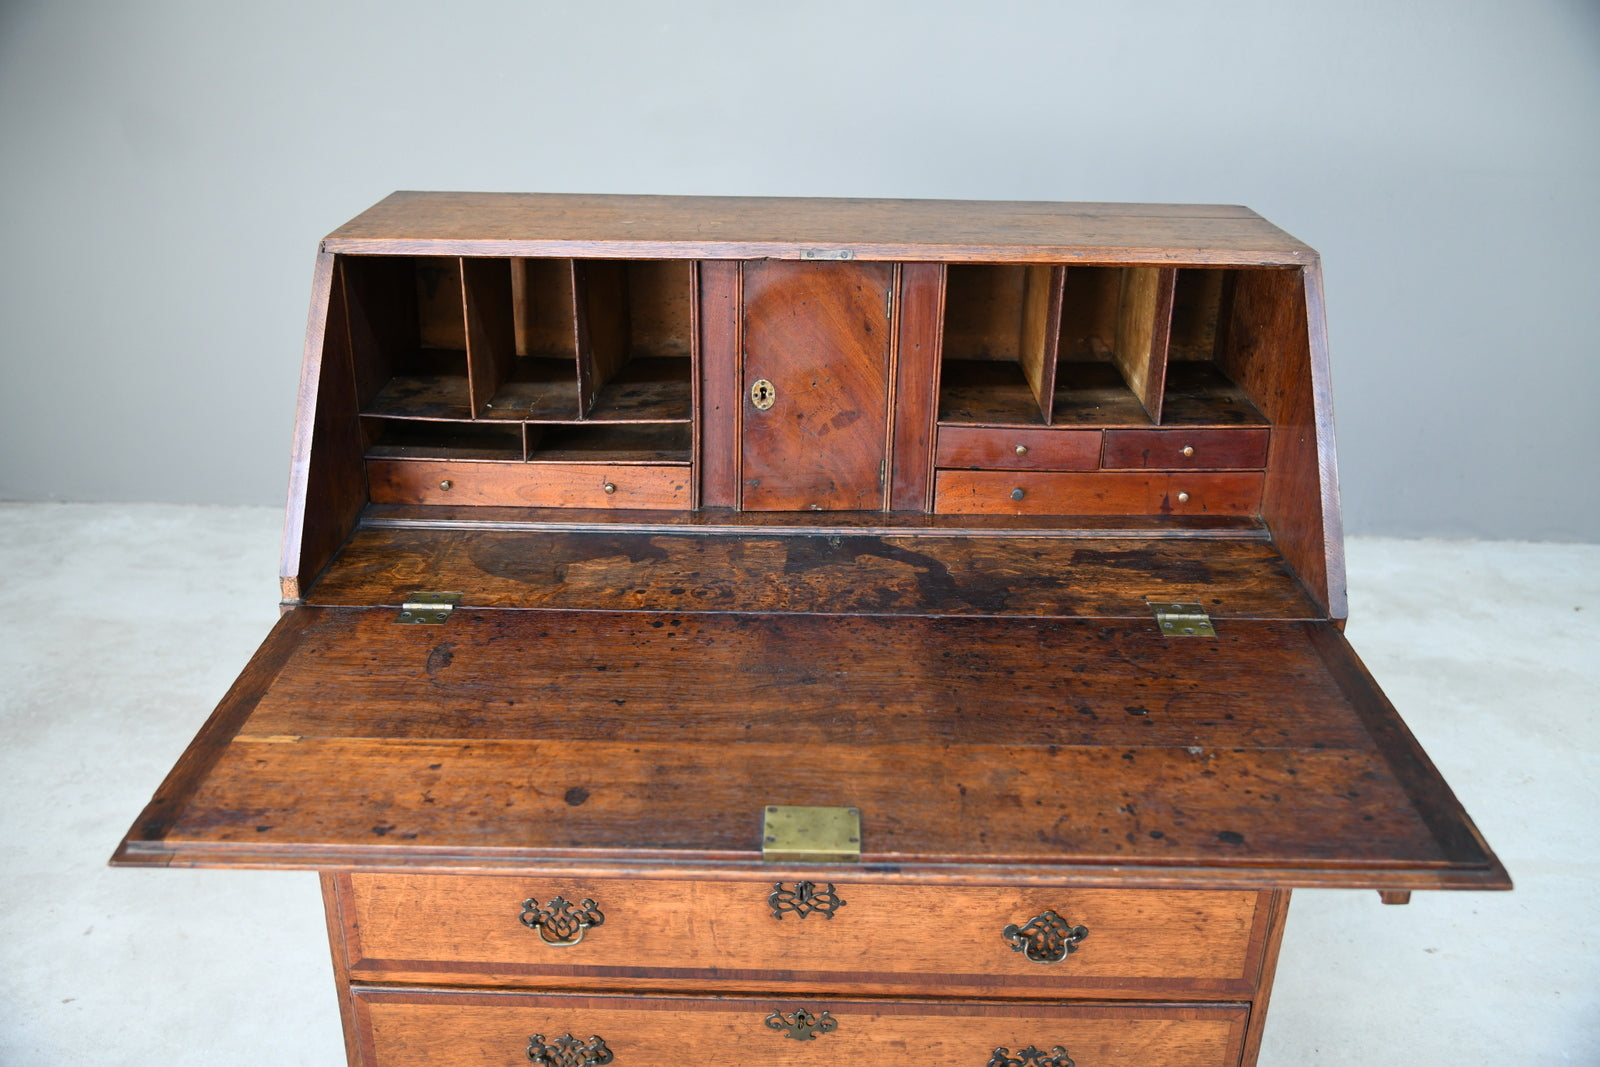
[
  {"left": 935, "top": 426, "right": 1102, "bottom": 471},
  {"left": 1102, "top": 429, "right": 1269, "bottom": 470},
  {"left": 335, "top": 874, "right": 1269, "bottom": 999},
  {"left": 365, "top": 459, "right": 690, "bottom": 508},
  {"left": 353, "top": 989, "right": 1250, "bottom": 1067},
  {"left": 933, "top": 470, "right": 1263, "bottom": 516}
]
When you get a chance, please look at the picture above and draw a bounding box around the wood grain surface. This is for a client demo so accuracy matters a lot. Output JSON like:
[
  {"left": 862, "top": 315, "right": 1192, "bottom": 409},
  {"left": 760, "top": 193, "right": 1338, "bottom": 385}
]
[
  {"left": 113, "top": 606, "right": 1507, "bottom": 890},
  {"left": 936, "top": 426, "right": 1102, "bottom": 471},
  {"left": 305, "top": 527, "right": 1319, "bottom": 618},
  {"left": 1102, "top": 429, "right": 1270, "bottom": 471},
  {"left": 324, "top": 192, "right": 1315, "bottom": 264},
  {"left": 366, "top": 460, "right": 689, "bottom": 509}
]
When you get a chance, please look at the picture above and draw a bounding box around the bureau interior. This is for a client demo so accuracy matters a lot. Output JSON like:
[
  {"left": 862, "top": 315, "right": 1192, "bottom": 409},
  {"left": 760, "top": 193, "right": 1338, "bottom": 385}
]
[
  {"left": 938, "top": 264, "right": 1269, "bottom": 428},
  {"left": 315, "top": 256, "right": 1325, "bottom": 602}
]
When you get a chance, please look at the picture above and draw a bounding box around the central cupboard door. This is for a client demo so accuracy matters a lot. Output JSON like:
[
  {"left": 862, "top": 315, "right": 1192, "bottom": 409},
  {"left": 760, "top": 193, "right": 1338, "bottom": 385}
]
[{"left": 741, "top": 261, "right": 893, "bottom": 510}]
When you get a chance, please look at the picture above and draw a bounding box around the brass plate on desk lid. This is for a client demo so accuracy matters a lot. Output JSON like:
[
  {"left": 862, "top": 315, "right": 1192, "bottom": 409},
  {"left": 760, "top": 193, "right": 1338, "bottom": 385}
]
[{"left": 762, "top": 805, "right": 861, "bottom": 863}]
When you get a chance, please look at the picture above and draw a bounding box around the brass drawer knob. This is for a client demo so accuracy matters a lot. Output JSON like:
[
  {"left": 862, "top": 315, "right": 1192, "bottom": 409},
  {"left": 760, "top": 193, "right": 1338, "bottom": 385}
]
[
  {"left": 438, "top": 479, "right": 453, "bottom": 491},
  {"left": 527, "top": 1033, "right": 613, "bottom": 1066},
  {"left": 1001, "top": 910, "right": 1088, "bottom": 963},
  {"left": 765, "top": 1008, "right": 837, "bottom": 1041},
  {"left": 519, "top": 895, "right": 604, "bottom": 947},
  {"left": 989, "top": 1046, "right": 1075, "bottom": 1067},
  {"left": 1014, "top": 444, "right": 1029, "bottom": 456},
  {"left": 769, "top": 880, "right": 847, "bottom": 919},
  {"left": 1176, "top": 490, "right": 1190, "bottom": 503},
  {"left": 1181, "top": 444, "right": 1196, "bottom": 457},
  {"left": 602, "top": 482, "right": 617, "bottom": 495},
  {"left": 1010, "top": 487, "right": 1025, "bottom": 501}
]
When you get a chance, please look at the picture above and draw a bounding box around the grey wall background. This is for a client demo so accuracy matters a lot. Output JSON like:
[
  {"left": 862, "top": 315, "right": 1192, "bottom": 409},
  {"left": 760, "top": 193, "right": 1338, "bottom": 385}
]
[{"left": 1, "top": 0, "right": 1595, "bottom": 539}]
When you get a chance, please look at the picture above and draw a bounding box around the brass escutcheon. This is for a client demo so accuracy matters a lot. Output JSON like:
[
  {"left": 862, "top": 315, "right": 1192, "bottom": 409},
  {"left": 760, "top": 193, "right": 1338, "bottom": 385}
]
[
  {"left": 750, "top": 378, "right": 776, "bottom": 410},
  {"left": 526, "top": 1033, "right": 613, "bottom": 1067},
  {"left": 765, "top": 1009, "right": 837, "bottom": 1041}
]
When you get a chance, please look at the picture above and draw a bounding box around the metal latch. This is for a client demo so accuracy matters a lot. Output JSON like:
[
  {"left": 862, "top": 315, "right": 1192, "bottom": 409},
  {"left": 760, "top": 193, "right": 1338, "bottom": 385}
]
[
  {"left": 1150, "top": 600, "right": 1216, "bottom": 638},
  {"left": 762, "top": 805, "right": 861, "bottom": 863},
  {"left": 395, "top": 592, "right": 461, "bottom": 624}
]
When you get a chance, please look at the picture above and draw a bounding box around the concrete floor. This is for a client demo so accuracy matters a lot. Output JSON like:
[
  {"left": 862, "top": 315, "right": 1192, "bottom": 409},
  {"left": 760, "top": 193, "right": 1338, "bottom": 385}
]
[{"left": 1, "top": 503, "right": 1595, "bottom": 1065}]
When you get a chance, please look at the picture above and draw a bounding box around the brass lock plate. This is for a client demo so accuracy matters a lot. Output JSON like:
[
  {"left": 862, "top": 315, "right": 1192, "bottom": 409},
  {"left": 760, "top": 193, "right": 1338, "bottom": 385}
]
[
  {"left": 750, "top": 378, "right": 776, "bottom": 410},
  {"left": 762, "top": 805, "right": 860, "bottom": 863}
]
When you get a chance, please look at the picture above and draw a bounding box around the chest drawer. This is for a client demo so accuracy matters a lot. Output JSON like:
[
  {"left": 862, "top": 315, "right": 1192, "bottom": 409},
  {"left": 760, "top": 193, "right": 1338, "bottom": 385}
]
[
  {"left": 366, "top": 459, "right": 690, "bottom": 508},
  {"left": 335, "top": 874, "right": 1270, "bottom": 999},
  {"left": 353, "top": 989, "right": 1250, "bottom": 1067},
  {"left": 1101, "top": 429, "right": 1269, "bottom": 470},
  {"left": 935, "top": 426, "right": 1102, "bottom": 471},
  {"left": 933, "top": 470, "right": 1263, "bottom": 515}
]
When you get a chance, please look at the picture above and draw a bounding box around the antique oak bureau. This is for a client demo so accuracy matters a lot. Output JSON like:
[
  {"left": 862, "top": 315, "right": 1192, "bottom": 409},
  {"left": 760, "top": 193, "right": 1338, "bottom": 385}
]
[{"left": 115, "top": 193, "right": 1508, "bottom": 1067}]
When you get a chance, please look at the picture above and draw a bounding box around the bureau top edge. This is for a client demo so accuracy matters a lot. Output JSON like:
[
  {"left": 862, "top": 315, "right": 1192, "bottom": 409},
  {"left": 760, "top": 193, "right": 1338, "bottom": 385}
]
[{"left": 320, "top": 191, "right": 1318, "bottom": 263}]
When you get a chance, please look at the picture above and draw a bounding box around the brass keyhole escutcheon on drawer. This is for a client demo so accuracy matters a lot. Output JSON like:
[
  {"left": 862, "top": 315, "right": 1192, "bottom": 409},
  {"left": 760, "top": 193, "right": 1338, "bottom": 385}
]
[
  {"left": 765, "top": 1008, "right": 837, "bottom": 1041},
  {"left": 768, "top": 880, "right": 847, "bottom": 919},
  {"left": 526, "top": 1032, "right": 613, "bottom": 1066},
  {"left": 750, "top": 378, "right": 776, "bottom": 410},
  {"left": 519, "top": 895, "right": 605, "bottom": 947},
  {"left": 989, "top": 1045, "right": 1075, "bottom": 1067},
  {"left": 1001, "top": 910, "right": 1089, "bottom": 963}
]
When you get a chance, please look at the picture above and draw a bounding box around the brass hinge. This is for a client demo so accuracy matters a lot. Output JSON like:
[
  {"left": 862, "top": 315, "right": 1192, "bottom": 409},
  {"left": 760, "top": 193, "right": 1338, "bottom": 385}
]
[
  {"left": 395, "top": 592, "right": 462, "bottom": 624},
  {"left": 762, "top": 805, "right": 861, "bottom": 864},
  {"left": 1150, "top": 599, "right": 1215, "bottom": 638},
  {"left": 799, "top": 248, "right": 854, "bottom": 261}
]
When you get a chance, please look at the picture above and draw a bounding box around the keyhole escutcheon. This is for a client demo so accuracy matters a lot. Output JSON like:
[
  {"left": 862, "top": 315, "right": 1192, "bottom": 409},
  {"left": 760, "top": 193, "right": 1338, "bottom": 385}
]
[{"left": 751, "top": 378, "right": 776, "bottom": 410}]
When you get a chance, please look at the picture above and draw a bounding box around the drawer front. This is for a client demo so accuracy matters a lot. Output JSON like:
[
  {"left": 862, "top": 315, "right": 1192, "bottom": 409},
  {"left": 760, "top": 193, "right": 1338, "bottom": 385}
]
[
  {"left": 354, "top": 990, "right": 1250, "bottom": 1067},
  {"left": 936, "top": 427, "right": 1102, "bottom": 471},
  {"left": 1102, "top": 429, "right": 1269, "bottom": 470},
  {"left": 933, "top": 470, "right": 1263, "bottom": 516},
  {"left": 338, "top": 875, "right": 1268, "bottom": 998},
  {"left": 366, "top": 460, "right": 690, "bottom": 508}
]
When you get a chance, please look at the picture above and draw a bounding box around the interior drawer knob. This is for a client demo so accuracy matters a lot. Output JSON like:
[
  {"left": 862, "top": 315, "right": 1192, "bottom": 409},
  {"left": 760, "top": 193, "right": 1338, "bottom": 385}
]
[
  {"left": 988, "top": 1045, "right": 1075, "bottom": 1067},
  {"left": 519, "top": 895, "right": 605, "bottom": 946},
  {"left": 526, "top": 1033, "right": 613, "bottom": 1066},
  {"left": 1182, "top": 444, "right": 1196, "bottom": 457},
  {"left": 1014, "top": 443, "right": 1029, "bottom": 456},
  {"left": 1010, "top": 487, "right": 1025, "bottom": 501},
  {"left": 1001, "top": 910, "right": 1089, "bottom": 963},
  {"left": 602, "top": 481, "right": 617, "bottom": 495}
]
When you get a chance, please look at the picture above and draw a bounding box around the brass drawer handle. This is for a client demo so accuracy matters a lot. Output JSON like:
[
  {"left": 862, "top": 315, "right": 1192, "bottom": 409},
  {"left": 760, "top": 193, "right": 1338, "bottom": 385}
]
[
  {"left": 519, "top": 895, "right": 604, "bottom": 946},
  {"left": 1001, "top": 910, "right": 1088, "bottom": 963},
  {"left": 768, "top": 880, "right": 846, "bottom": 919},
  {"left": 527, "top": 1033, "right": 613, "bottom": 1066},
  {"left": 989, "top": 1046, "right": 1075, "bottom": 1067},
  {"left": 765, "top": 1009, "right": 837, "bottom": 1041}
]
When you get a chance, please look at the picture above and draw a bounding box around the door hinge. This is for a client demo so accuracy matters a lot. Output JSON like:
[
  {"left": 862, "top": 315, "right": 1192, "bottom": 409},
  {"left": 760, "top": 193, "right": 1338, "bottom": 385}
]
[
  {"left": 1149, "top": 599, "right": 1215, "bottom": 638},
  {"left": 799, "top": 248, "right": 854, "bottom": 261},
  {"left": 396, "top": 592, "right": 462, "bottom": 624}
]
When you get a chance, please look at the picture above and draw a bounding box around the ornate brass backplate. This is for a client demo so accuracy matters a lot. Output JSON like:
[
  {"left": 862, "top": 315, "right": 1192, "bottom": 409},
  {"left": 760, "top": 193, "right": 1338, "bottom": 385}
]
[
  {"left": 765, "top": 1009, "right": 838, "bottom": 1041},
  {"left": 519, "top": 895, "right": 605, "bottom": 947},
  {"left": 1001, "top": 910, "right": 1089, "bottom": 964},
  {"left": 526, "top": 1033, "right": 613, "bottom": 1067},
  {"left": 989, "top": 1046, "right": 1075, "bottom": 1067},
  {"left": 768, "top": 881, "right": 847, "bottom": 919}
]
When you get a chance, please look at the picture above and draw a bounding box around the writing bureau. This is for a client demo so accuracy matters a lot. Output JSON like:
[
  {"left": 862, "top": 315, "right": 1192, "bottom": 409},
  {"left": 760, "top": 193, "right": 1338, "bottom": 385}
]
[{"left": 114, "top": 193, "right": 1509, "bottom": 1067}]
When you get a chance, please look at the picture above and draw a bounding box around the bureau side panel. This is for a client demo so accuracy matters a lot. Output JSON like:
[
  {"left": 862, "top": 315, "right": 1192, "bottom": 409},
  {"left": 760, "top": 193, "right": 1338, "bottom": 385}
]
[{"left": 281, "top": 252, "right": 365, "bottom": 601}]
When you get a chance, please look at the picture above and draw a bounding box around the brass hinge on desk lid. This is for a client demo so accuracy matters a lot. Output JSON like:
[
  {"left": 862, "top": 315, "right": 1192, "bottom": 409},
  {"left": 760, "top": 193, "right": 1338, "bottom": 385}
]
[
  {"left": 762, "top": 805, "right": 861, "bottom": 863},
  {"left": 395, "top": 592, "right": 461, "bottom": 624},
  {"left": 1149, "top": 600, "right": 1216, "bottom": 638}
]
